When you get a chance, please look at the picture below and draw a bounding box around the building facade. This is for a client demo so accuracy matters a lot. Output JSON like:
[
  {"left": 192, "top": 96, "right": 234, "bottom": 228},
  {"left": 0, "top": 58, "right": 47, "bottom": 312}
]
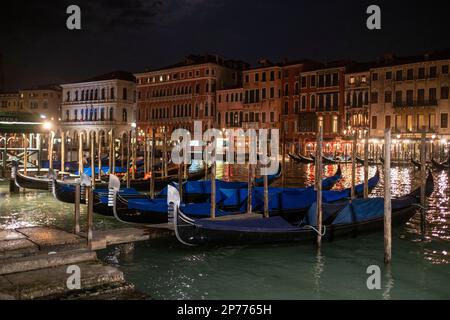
[
  {"left": 18, "top": 86, "right": 62, "bottom": 121},
  {"left": 60, "top": 71, "right": 136, "bottom": 146},
  {"left": 369, "top": 53, "right": 450, "bottom": 140},
  {"left": 344, "top": 65, "right": 371, "bottom": 134},
  {"left": 296, "top": 64, "right": 346, "bottom": 154},
  {"left": 135, "top": 55, "right": 247, "bottom": 140},
  {"left": 0, "top": 92, "right": 20, "bottom": 112}
]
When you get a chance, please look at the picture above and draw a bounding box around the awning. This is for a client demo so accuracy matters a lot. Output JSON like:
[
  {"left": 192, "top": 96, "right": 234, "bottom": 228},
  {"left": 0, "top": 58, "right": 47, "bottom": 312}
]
[{"left": 0, "top": 112, "right": 48, "bottom": 133}]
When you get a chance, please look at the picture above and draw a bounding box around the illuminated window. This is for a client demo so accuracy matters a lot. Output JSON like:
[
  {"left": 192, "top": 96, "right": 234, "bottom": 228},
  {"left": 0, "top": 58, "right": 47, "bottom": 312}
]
[
  {"left": 318, "top": 116, "right": 323, "bottom": 129},
  {"left": 349, "top": 77, "right": 355, "bottom": 84},
  {"left": 332, "top": 116, "right": 338, "bottom": 133}
]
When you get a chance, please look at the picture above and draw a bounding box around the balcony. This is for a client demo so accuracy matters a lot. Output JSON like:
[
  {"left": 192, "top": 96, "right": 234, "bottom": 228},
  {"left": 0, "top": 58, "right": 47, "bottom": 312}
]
[
  {"left": 61, "top": 119, "right": 121, "bottom": 126},
  {"left": 393, "top": 100, "right": 438, "bottom": 108}
]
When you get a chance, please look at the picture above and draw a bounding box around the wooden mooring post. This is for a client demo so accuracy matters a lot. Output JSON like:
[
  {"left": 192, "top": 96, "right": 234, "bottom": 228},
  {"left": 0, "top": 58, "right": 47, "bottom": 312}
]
[
  {"left": 351, "top": 132, "right": 357, "bottom": 200},
  {"left": 384, "top": 129, "right": 392, "bottom": 264},
  {"left": 210, "top": 137, "right": 216, "bottom": 219},
  {"left": 60, "top": 131, "right": 65, "bottom": 173},
  {"left": 90, "top": 132, "right": 95, "bottom": 187},
  {"left": 126, "top": 131, "right": 131, "bottom": 188},
  {"left": 150, "top": 128, "right": 156, "bottom": 199},
  {"left": 78, "top": 132, "right": 83, "bottom": 175},
  {"left": 98, "top": 133, "right": 102, "bottom": 180},
  {"left": 420, "top": 130, "right": 427, "bottom": 240},
  {"left": 49, "top": 131, "right": 55, "bottom": 170},
  {"left": 364, "top": 131, "right": 369, "bottom": 198},
  {"left": 86, "top": 185, "right": 94, "bottom": 249},
  {"left": 74, "top": 184, "right": 81, "bottom": 234},
  {"left": 316, "top": 126, "right": 323, "bottom": 248},
  {"left": 263, "top": 165, "right": 269, "bottom": 219}
]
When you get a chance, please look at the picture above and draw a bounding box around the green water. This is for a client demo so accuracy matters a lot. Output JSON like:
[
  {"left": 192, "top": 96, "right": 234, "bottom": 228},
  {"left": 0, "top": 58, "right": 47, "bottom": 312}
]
[{"left": 1, "top": 163, "right": 449, "bottom": 299}]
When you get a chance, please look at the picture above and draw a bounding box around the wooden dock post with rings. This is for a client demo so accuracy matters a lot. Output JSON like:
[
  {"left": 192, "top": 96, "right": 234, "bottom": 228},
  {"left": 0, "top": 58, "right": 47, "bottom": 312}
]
[
  {"left": 384, "top": 128, "right": 392, "bottom": 264},
  {"left": 420, "top": 130, "right": 427, "bottom": 239},
  {"left": 315, "top": 126, "right": 323, "bottom": 248},
  {"left": 364, "top": 130, "right": 369, "bottom": 198}
]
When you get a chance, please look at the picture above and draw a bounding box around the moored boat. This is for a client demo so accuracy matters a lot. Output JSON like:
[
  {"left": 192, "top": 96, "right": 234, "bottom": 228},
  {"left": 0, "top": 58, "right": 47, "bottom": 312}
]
[{"left": 172, "top": 172, "right": 434, "bottom": 246}]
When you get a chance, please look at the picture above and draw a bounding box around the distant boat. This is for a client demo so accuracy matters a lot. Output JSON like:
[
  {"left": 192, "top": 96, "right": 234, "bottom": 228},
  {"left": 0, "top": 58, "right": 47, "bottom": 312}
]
[
  {"left": 288, "top": 153, "right": 315, "bottom": 164},
  {"left": 431, "top": 158, "right": 450, "bottom": 170},
  {"left": 172, "top": 172, "right": 434, "bottom": 246}
]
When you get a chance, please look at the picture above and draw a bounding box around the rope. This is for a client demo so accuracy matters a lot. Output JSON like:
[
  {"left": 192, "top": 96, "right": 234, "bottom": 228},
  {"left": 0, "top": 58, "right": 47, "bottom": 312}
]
[{"left": 306, "top": 225, "right": 327, "bottom": 237}]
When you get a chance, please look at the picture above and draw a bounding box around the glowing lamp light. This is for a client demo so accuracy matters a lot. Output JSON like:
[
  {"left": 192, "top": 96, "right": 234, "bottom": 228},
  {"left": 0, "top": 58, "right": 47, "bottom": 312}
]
[
  {"left": 432, "top": 134, "right": 437, "bottom": 140},
  {"left": 43, "top": 121, "right": 52, "bottom": 130},
  {"left": 396, "top": 134, "right": 401, "bottom": 139},
  {"left": 131, "top": 122, "right": 137, "bottom": 128},
  {"left": 441, "top": 139, "right": 447, "bottom": 145},
  {"left": 40, "top": 114, "right": 46, "bottom": 119}
]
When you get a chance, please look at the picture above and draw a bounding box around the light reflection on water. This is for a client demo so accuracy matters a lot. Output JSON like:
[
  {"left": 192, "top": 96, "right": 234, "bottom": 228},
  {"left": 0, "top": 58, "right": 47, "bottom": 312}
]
[{"left": 1, "top": 161, "right": 449, "bottom": 299}]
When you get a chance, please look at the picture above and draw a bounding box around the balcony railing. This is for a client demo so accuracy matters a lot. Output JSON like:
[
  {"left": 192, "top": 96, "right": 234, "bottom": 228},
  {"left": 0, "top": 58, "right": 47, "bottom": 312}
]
[{"left": 393, "top": 100, "right": 438, "bottom": 108}]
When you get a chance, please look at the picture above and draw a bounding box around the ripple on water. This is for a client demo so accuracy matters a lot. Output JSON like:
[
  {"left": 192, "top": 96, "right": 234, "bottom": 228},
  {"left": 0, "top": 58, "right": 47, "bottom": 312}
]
[{"left": 2, "top": 162, "right": 450, "bottom": 299}]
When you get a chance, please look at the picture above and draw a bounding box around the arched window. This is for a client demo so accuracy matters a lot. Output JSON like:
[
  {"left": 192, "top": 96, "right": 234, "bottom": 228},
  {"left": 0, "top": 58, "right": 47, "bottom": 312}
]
[
  {"left": 109, "top": 107, "right": 114, "bottom": 120},
  {"left": 81, "top": 109, "right": 84, "bottom": 120},
  {"left": 66, "top": 110, "right": 70, "bottom": 120},
  {"left": 94, "top": 89, "right": 98, "bottom": 100},
  {"left": 75, "top": 91, "right": 79, "bottom": 101},
  {"left": 90, "top": 90, "right": 94, "bottom": 100},
  {"left": 110, "top": 88, "right": 115, "bottom": 99},
  {"left": 122, "top": 109, "right": 127, "bottom": 122},
  {"left": 195, "top": 104, "right": 199, "bottom": 117},
  {"left": 301, "top": 95, "right": 306, "bottom": 109},
  {"left": 205, "top": 103, "right": 209, "bottom": 117},
  {"left": 94, "top": 108, "right": 98, "bottom": 121},
  {"left": 295, "top": 82, "right": 299, "bottom": 95},
  {"left": 101, "top": 88, "right": 105, "bottom": 100},
  {"left": 100, "top": 108, "right": 105, "bottom": 121},
  {"left": 81, "top": 90, "right": 84, "bottom": 101},
  {"left": 123, "top": 88, "right": 128, "bottom": 100},
  {"left": 284, "top": 84, "right": 289, "bottom": 96}
]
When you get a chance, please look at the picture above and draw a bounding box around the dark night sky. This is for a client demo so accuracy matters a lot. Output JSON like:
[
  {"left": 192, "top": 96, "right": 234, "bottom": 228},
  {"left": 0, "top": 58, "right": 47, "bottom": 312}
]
[{"left": 1, "top": 0, "right": 450, "bottom": 91}]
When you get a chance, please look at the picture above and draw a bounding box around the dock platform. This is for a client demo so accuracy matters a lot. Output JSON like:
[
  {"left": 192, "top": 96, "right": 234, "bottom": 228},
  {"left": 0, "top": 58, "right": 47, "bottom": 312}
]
[{"left": 0, "top": 225, "right": 172, "bottom": 300}]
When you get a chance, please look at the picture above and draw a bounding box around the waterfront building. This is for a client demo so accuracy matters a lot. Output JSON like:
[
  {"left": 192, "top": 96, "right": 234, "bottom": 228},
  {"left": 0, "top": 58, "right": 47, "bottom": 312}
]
[
  {"left": 344, "top": 63, "right": 372, "bottom": 134},
  {"left": 369, "top": 52, "right": 450, "bottom": 142},
  {"left": 60, "top": 71, "right": 136, "bottom": 161},
  {"left": 0, "top": 91, "right": 20, "bottom": 112},
  {"left": 296, "top": 63, "right": 347, "bottom": 154},
  {"left": 18, "top": 85, "right": 62, "bottom": 121},
  {"left": 135, "top": 54, "right": 247, "bottom": 142}
]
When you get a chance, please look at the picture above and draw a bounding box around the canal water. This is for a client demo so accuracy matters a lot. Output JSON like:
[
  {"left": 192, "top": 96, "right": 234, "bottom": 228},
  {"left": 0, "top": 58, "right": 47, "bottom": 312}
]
[{"left": 0, "top": 162, "right": 449, "bottom": 299}]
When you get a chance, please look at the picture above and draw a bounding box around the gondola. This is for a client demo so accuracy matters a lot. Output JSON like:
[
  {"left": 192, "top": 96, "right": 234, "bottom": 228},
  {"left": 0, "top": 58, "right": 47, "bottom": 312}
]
[
  {"left": 128, "top": 166, "right": 210, "bottom": 191},
  {"left": 13, "top": 164, "right": 51, "bottom": 191},
  {"left": 172, "top": 172, "right": 434, "bottom": 246},
  {"left": 431, "top": 158, "right": 450, "bottom": 170},
  {"left": 411, "top": 158, "right": 423, "bottom": 170},
  {"left": 355, "top": 156, "right": 377, "bottom": 166},
  {"left": 288, "top": 153, "right": 302, "bottom": 163},
  {"left": 289, "top": 153, "right": 315, "bottom": 164},
  {"left": 254, "top": 163, "right": 282, "bottom": 187},
  {"left": 107, "top": 167, "right": 364, "bottom": 225},
  {"left": 310, "top": 155, "right": 340, "bottom": 165}
]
